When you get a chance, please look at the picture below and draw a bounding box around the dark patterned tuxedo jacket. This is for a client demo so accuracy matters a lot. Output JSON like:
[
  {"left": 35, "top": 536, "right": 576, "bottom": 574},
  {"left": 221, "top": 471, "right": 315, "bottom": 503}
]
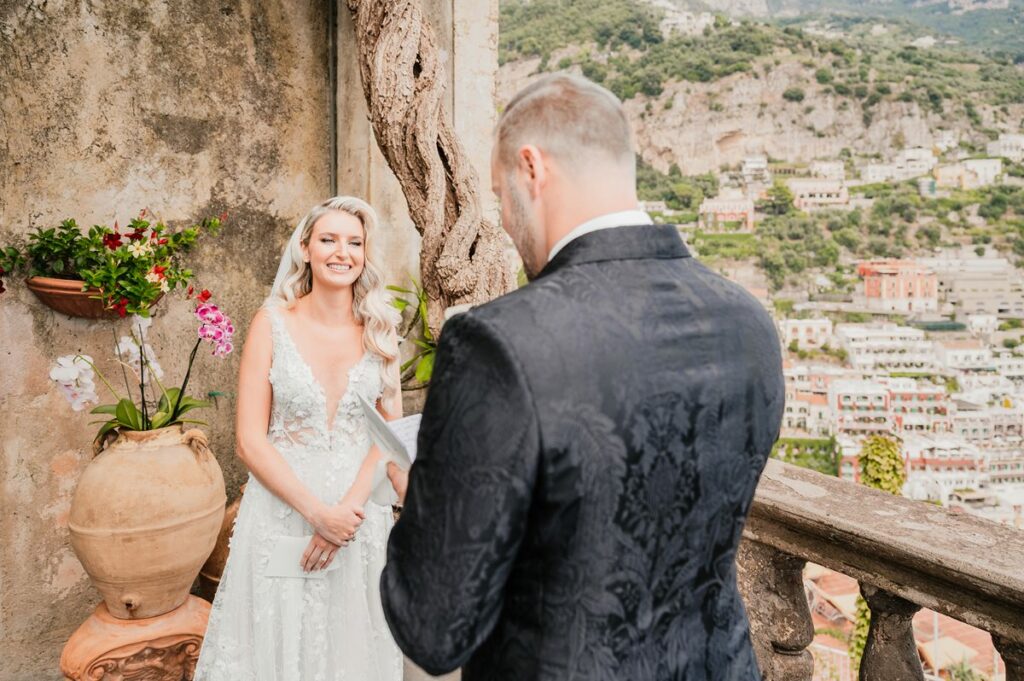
[{"left": 380, "top": 224, "right": 785, "bottom": 680}]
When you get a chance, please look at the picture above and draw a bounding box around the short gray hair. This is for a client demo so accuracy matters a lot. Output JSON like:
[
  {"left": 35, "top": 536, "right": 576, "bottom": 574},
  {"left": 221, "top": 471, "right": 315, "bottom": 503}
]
[{"left": 496, "top": 74, "right": 635, "bottom": 176}]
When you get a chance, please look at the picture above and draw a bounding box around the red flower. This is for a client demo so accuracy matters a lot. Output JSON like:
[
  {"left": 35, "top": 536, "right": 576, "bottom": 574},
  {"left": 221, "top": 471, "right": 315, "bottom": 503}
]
[
  {"left": 158, "top": 238, "right": 168, "bottom": 245},
  {"left": 102, "top": 233, "right": 123, "bottom": 250},
  {"left": 112, "top": 297, "right": 129, "bottom": 318},
  {"left": 186, "top": 285, "right": 195, "bottom": 298},
  {"left": 152, "top": 264, "right": 167, "bottom": 278},
  {"left": 196, "top": 289, "right": 212, "bottom": 303},
  {"left": 218, "top": 212, "right": 228, "bottom": 222}
]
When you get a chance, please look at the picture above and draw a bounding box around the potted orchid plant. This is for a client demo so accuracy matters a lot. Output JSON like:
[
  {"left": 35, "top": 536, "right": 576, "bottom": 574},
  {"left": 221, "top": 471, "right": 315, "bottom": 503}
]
[
  {"left": 52, "top": 294, "right": 235, "bottom": 621},
  {"left": 51, "top": 293, "right": 235, "bottom": 448},
  {"left": 0, "top": 210, "right": 223, "bottom": 319}
]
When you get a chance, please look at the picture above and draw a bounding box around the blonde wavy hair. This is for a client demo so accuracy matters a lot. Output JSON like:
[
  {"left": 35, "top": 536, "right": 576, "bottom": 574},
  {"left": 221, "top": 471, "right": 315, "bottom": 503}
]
[{"left": 266, "top": 196, "right": 401, "bottom": 403}]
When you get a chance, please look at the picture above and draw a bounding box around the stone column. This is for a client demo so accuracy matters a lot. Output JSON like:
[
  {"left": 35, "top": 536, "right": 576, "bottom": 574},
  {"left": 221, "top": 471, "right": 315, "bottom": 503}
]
[
  {"left": 737, "top": 540, "right": 815, "bottom": 681},
  {"left": 994, "top": 635, "right": 1024, "bottom": 681},
  {"left": 858, "top": 584, "right": 924, "bottom": 681}
]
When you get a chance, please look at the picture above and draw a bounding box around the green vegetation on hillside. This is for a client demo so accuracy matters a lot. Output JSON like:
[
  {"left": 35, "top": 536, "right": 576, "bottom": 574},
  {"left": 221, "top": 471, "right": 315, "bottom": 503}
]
[
  {"left": 779, "top": 3, "right": 1024, "bottom": 59},
  {"left": 773, "top": 437, "right": 840, "bottom": 476},
  {"left": 637, "top": 158, "right": 719, "bottom": 210},
  {"left": 500, "top": 0, "right": 1024, "bottom": 110}
]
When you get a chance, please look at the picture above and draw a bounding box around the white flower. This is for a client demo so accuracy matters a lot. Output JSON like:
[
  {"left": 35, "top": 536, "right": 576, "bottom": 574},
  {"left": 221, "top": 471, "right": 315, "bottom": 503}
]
[
  {"left": 160, "top": 280, "right": 170, "bottom": 293},
  {"left": 129, "top": 314, "right": 153, "bottom": 338},
  {"left": 116, "top": 335, "right": 164, "bottom": 381},
  {"left": 49, "top": 355, "right": 99, "bottom": 411},
  {"left": 127, "top": 241, "right": 152, "bottom": 257},
  {"left": 145, "top": 272, "right": 160, "bottom": 284}
]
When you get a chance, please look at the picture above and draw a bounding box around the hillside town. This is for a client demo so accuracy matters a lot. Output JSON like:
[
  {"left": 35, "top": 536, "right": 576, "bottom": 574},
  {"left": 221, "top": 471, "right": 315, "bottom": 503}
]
[
  {"left": 641, "top": 131, "right": 1024, "bottom": 527},
  {"left": 645, "top": 133, "right": 1024, "bottom": 679}
]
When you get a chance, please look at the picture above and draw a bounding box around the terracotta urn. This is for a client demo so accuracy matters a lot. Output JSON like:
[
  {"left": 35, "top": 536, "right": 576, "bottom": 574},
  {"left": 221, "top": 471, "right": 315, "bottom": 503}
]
[
  {"left": 68, "top": 426, "right": 226, "bottom": 619},
  {"left": 25, "top": 275, "right": 163, "bottom": 319}
]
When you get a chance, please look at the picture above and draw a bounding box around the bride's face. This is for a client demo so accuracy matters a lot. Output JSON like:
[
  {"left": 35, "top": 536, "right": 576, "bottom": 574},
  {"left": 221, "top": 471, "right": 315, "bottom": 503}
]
[{"left": 303, "top": 210, "right": 366, "bottom": 291}]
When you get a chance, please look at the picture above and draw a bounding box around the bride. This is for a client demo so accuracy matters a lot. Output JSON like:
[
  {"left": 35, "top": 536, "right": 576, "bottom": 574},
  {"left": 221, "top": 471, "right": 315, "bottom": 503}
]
[{"left": 194, "top": 196, "right": 403, "bottom": 680}]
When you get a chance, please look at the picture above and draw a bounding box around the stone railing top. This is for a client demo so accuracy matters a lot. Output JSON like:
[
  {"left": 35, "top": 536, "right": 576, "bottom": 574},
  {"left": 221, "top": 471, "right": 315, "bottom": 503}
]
[{"left": 744, "top": 459, "right": 1024, "bottom": 643}]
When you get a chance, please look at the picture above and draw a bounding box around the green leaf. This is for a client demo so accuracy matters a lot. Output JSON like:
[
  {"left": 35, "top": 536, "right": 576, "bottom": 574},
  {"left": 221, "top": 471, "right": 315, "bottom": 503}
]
[
  {"left": 150, "top": 410, "right": 172, "bottom": 429},
  {"left": 115, "top": 398, "right": 143, "bottom": 430},
  {"left": 411, "top": 338, "right": 435, "bottom": 350},
  {"left": 157, "top": 387, "right": 181, "bottom": 413},
  {"left": 92, "top": 419, "right": 119, "bottom": 447},
  {"left": 89, "top": 404, "right": 119, "bottom": 415},
  {"left": 391, "top": 298, "right": 410, "bottom": 312},
  {"left": 400, "top": 351, "right": 428, "bottom": 373},
  {"left": 414, "top": 351, "right": 435, "bottom": 383},
  {"left": 386, "top": 285, "right": 415, "bottom": 294}
]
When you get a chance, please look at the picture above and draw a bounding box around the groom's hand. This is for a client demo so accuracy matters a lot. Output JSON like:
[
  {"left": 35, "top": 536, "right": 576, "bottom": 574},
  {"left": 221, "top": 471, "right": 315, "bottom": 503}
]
[{"left": 301, "top": 533, "right": 340, "bottom": 572}]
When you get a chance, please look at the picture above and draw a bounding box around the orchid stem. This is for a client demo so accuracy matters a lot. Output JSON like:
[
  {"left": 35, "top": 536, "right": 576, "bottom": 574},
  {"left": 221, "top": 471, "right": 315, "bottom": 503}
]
[
  {"left": 112, "top": 329, "right": 133, "bottom": 404},
  {"left": 75, "top": 354, "right": 123, "bottom": 402},
  {"left": 171, "top": 338, "right": 202, "bottom": 421},
  {"left": 138, "top": 323, "right": 148, "bottom": 429}
]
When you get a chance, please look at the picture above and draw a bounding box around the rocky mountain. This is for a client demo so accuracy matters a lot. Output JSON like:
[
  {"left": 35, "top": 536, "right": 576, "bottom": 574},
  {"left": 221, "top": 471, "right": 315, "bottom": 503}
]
[
  {"left": 650, "top": 0, "right": 1024, "bottom": 53},
  {"left": 498, "top": 2, "right": 1024, "bottom": 176}
]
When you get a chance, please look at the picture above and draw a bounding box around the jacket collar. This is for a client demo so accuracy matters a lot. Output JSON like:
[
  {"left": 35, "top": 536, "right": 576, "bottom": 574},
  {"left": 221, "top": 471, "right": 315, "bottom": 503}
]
[{"left": 535, "top": 224, "right": 691, "bottom": 280}]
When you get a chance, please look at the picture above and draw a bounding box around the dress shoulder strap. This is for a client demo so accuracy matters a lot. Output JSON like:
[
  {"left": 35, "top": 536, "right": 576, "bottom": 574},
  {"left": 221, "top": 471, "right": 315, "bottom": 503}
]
[{"left": 263, "top": 304, "right": 289, "bottom": 356}]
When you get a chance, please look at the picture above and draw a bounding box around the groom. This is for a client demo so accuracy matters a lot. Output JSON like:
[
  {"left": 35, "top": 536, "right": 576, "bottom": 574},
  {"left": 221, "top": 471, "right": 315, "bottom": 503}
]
[{"left": 381, "top": 74, "right": 784, "bottom": 679}]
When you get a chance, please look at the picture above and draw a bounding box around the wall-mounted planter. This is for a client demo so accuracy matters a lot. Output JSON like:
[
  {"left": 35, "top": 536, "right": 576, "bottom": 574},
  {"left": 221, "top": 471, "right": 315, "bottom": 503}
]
[{"left": 25, "top": 276, "right": 161, "bottom": 319}]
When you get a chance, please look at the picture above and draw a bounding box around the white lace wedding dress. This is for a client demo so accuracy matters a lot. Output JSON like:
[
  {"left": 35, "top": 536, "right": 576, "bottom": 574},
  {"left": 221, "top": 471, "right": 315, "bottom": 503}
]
[{"left": 194, "top": 307, "right": 402, "bottom": 681}]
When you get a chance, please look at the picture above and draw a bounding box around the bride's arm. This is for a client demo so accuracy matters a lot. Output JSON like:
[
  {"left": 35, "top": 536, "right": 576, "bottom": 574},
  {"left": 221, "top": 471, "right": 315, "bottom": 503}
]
[
  {"left": 235, "top": 309, "right": 362, "bottom": 545},
  {"left": 340, "top": 349, "right": 404, "bottom": 506}
]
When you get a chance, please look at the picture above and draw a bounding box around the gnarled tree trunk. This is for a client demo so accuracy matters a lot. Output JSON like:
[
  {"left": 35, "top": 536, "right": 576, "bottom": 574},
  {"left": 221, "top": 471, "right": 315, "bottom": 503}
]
[{"left": 345, "top": 0, "right": 514, "bottom": 336}]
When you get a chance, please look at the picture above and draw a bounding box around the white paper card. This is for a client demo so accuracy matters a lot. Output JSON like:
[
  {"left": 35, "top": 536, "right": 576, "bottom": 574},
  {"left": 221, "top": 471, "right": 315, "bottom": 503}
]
[
  {"left": 369, "top": 459, "right": 399, "bottom": 506},
  {"left": 358, "top": 395, "right": 420, "bottom": 469},
  {"left": 264, "top": 535, "right": 340, "bottom": 579}
]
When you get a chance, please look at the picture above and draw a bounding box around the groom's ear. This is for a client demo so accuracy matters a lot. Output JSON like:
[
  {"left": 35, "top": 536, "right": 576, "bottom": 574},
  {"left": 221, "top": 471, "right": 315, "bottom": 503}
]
[{"left": 518, "top": 145, "right": 546, "bottom": 199}]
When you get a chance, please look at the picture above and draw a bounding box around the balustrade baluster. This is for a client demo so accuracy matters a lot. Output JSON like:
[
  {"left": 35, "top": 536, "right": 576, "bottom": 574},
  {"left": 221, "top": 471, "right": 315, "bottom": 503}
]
[
  {"left": 737, "top": 540, "right": 814, "bottom": 681},
  {"left": 858, "top": 584, "right": 924, "bottom": 681},
  {"left": 993, "top": 635, "right": 1024, "bottom": 681}
]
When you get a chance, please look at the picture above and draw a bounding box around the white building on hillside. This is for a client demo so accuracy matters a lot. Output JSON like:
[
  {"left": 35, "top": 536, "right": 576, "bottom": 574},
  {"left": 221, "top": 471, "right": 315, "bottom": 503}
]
[
  {"left": 934, "top": 158, "right": 1003, "bottom": 190},
  {"left": 834, "top": 324, "right": 936, "bottom": 373},
  {"left": 918, "top": 252, "right": 1024, "bottom": 319},
  {"left": 953, "top": 403, "right": 1024, "bottom": 447},
  {"left": 829, "top": 379, "right": 893, "bottom": 438},
  {"left": 882, "top": 376, "right": 954, "bottom": 435},
  {"left": 986, "top": 133, "right": 1024, "bottom": 163},
  {"left": 787, "top": 179, "right": 849, "bottom": 211},
  {"left": 902, "top": 434, "right": 985, "bottom": 503},
  {"left": 863, "top": 163, "right": 895, "bottom": 183},
  {"left": 810, "top": 161, "right": 845, "bottom": 181},
  {"left": 935, "top": 339, "right": 994, "bottom": 372},
  {"left": 780, "top": 318, "right": 834, "bottom": 350},
  {"left": 894, "top": 147, "right": 937, "bottom": 180},
  {"left": 993, "top": 351, "right": 1024, "bottom": 385}
]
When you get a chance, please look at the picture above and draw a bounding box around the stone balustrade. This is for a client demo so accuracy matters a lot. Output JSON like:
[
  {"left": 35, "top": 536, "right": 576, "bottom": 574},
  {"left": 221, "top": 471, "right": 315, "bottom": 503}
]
[{"left": 738, "top": 459, "right": 1024, "bottom": 681}]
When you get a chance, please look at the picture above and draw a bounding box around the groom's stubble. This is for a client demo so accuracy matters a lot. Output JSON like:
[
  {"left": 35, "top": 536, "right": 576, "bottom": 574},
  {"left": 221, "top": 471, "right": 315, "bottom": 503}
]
[{"left": 504, "top": 171, "right": 544, "bottom": 281}]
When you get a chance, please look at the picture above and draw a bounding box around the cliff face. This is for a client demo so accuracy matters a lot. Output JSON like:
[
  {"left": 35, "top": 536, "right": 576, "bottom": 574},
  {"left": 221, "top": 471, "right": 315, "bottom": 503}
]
[
  {"left": 664, "top": 0, "right": 1012, "bottom": 16},
  {"left": 498, "top": 56, "right": 1024, "bottom": 175}
]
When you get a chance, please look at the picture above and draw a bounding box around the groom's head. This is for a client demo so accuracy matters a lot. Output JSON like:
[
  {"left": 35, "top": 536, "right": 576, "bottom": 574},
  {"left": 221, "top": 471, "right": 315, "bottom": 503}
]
[{"left": 492, "top": 74, "right": 638, "bottom": 279}]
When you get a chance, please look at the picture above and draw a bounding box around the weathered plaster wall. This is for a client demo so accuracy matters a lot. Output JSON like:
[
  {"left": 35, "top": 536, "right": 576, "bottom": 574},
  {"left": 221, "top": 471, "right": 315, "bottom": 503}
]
[
  {"left": 0, "top": 2, "right": 332, "bottom": 676},
  {"left": 0, "top": 1, "right": 498, "bottom": 678}
]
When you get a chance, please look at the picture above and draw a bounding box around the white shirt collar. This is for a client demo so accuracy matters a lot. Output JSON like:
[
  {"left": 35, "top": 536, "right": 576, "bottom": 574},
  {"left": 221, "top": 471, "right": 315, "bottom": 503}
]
[{"left": 547, "top": 209, "right": 653, "bottom": 263}]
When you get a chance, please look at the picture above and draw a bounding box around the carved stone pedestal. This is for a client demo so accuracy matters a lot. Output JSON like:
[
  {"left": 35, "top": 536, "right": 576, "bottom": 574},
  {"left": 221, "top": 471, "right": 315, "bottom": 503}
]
[{"left": 60, "top": 595, "right": 211, "bottom": 681}]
